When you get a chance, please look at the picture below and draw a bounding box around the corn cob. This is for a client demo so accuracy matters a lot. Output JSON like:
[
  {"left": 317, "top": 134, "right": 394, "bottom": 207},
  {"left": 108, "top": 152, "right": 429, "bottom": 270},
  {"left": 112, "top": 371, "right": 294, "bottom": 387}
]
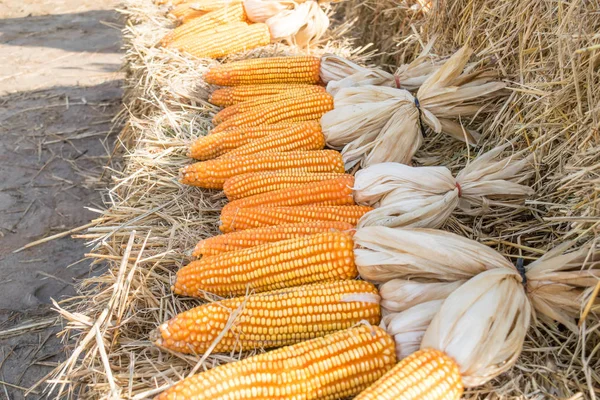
[
  {"left": 222, "top": 176, "right": 356, "bottom": 217},
  {"left": 193, "top": 221, "right": 354, "bottom": 257},
  {"left": 209, "top": 84, "right": 325, "bottom": 107},
  {"left": 220, "top": 205, "right": 373, "bottom": 232},
  {"left": 174, "top": 232, "right": 358, "bottom": 297},
  {"left": 168, "top": 21, "right": 248, "bottom": 53},
  {"left": 213, "top": 90, "right": 326, "bottom": 124},
  {"left": 161, "top": 3, "right": 247, "bottom": 46},
  {"left": 180, "top": 150, "right": 345, "bottom": 189},
  {"left": 186, "top": 23, "right": 271, "bottom": 59},
  {"left": 355, "top": 349, "right": 463, "bottom": 400},
  {"left": 211, "top": 92, "right": 333, "bottom": 133},
  {"left": 188, "top": 123, "right": 297, "bottom": 160},
  {"left": 222, "top": 121, "right": 325, "bottom": 158},
  {"left": 169, "top": 0, "right": 244, "bottom": 23},
  {"left": 224, "top": 171, "right": 350, "bottom": 200},
  {"left": 157, "top": 280, "right": 380, "bottom": 354},
  {"left": 205, "top": 56, "right": 322, "bottom": 86},
  {"left": 156, "top": 325, "right": 396, "bottom": 400}
]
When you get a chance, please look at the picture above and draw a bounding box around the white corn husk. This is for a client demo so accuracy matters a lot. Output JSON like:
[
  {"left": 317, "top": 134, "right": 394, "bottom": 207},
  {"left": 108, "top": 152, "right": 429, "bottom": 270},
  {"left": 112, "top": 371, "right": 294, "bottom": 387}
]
[
  {"left": 379, "top": 279, "right": 465, "bottom": 313},
  {"left": 321, "top": 45, "right": 508, "bottom": 168},
  {"left": 421, "top": 268, "right": 531, "bottom": 387},
  {"left": 381, "top": 300, "right": 443, "bottom": 360},
  {"left": 359, "top": 227, "right": 600, "bottom": 386},
  {"left": 244, "top": 0, "right": 331, "bottom": 47},
  {"left": 354, "top": 143, "right": 535, "bottom": 229},
  {"left": 353, "top": 227, "right": 512, "bottom": 283}
]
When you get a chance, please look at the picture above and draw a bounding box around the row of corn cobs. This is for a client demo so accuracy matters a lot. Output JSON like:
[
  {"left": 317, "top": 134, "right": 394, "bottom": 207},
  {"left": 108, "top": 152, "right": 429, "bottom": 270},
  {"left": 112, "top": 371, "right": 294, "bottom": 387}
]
[{"left": 154, "top": 56, "right": 463, "bottom": 400}]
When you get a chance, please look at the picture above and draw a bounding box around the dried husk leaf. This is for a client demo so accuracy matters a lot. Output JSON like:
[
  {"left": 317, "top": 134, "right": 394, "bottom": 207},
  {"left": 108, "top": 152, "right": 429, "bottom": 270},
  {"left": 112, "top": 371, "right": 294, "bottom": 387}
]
[
  {"left": 243, "top": 0, "right": 293, "bottom": 22},
  {"left": 354, "top": 145, "right": 533, "bottom": 228},
  {"left": 421, "top": 268, "right": 532, "bottom": 387},
  {"left": 379, "top": 279, "right": 464, "bottom": 312},
  {"left": 321, "top": 45, "right": 507, "bottom": 167},
  {"left": 353, "top": 227, "right": 512, "bottom": 283},
  {"left": 382, "top": 300, "right": 443, "bottom": 359}
]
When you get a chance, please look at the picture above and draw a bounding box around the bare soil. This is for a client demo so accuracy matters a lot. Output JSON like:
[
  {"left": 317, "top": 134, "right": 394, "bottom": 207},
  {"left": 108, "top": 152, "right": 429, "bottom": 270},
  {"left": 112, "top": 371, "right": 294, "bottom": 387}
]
[{"left": 0, "top": 1, "right": 123, "bottom": 398}]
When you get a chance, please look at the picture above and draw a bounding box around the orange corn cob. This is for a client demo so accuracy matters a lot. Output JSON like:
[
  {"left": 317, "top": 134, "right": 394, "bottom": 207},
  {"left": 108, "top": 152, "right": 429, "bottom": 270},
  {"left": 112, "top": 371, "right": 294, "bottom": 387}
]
[
  {"left": 355, "top": 349, "right": 463, "bottom": 400},
  {"left": 221, "top": 120, "right": 325, "bottom": 158},
  {"left": 204, "top": 56, "right": 322, "bottom": 86},
  {"left": 220, "top": 205, "right": 373, "bottom": 232},
  {"left": 157, "top": 280, "right": 381, "bottom": 354},
  {"left": 213, "top": 90, "right": 327, "bottom": 124},
  {"left": 193, "top": 221, "right": 354, "bottom": 257},
  {"left": 211, "top": 92, "right": 333, "bottom": 133},
  {"left": 188, "top": 122, "right": 297, "bottom": 160},
  {"left": 180, "top": 150, "right": 345, "bottom": 189},
  {"left": 185, "top": 23, "right": 271, "bottom": 59},
  {"left": 161, "top": 3, "right": 247, "bottom": 46},
  {"left": 168, "top": 21, "right": 248, "bottom": 53},
  {"left": 173, "top": 232, "right": 358, "bottom": 297},
  {"left": 209, "top": 84, "right": 325, "bottom": 107},
  {"left": 155, "top": 325, "right": 396, "bottom": 400},
  {"left": 221, "top": 176, "right": 356, "bottom": 216},
  {"left": 224, "top": 171, "right": 350, "bottom": 200}
]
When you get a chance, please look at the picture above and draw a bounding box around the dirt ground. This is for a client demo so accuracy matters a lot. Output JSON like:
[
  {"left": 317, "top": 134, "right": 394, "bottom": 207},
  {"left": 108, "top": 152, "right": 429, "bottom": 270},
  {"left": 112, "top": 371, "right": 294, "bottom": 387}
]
[{"left": 0, "top": 1, "right": 123, "bottom": 398}]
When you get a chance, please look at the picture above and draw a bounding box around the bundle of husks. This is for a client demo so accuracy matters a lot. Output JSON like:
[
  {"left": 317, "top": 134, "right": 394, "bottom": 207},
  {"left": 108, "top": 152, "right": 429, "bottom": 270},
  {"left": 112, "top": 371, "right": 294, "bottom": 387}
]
[
  {"left": 160, "top": 0, "right": 344, "bottom": 58},
  {"left": 155, "top": 226, "right": 599, "bottom": 399}
]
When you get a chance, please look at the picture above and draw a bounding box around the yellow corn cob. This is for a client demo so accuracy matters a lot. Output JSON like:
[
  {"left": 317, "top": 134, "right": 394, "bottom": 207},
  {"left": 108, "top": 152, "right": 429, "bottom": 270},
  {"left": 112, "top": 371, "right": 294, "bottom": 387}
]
[
  {"left": 209, "top": 84, "right": 325, "bottom": 107},
  {"left": 157, "top": 280, "right": 381, "bottom": 354},
  {"left": 193, "top": 221, "right": 354, "bottom": 257},
  {"left": 188, "top": 122, "right": 298, "bottom": 160},
  {"left": 180, "top": 150, "right": 345, "bottom": 189},
  {"left": 205, "top": 56, "right": 322, "bottom": 86},
  {"left": 220, "top": 205, "right": 373, "bottom": 232},
  {"left": 213, "top": 90, "right": 326, "bottom": 124},
  {"left": 156, "top": 325, "right": 396, "bottom": 400},
  {"left": 185, "top": 23, "right": 271, "bottom": 59},
  {"left": 211, "top": 92, "right": 333, "bottom": 133},
  {"left": 221, "top": 176, "right": 356, "bottom": 217},
  {"left": 355, "top": 349, "right": 463, "bottom": 400},
  {"left": 161, "top": 3, "right": 247, "bottom": 46},
  {"left": 224, "top": 171, "right": 350, "bottom": 200},
  {"left": 173, "top": 232, "right": 358, "bottom": 297},
  {"left": 168, "top": 21, "right": 249, "bottom": 53},
  {"left": 169, "top": 0, "right": 244, "bottom": 23},
  {"left": 221, "top": 120, "right": 325, "bottom": 158}
]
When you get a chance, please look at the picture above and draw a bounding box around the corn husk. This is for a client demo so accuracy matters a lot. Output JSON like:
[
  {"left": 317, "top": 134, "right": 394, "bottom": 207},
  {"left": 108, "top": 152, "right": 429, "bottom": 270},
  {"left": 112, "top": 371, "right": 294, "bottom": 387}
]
[
  {"left": 353, "top": 227, "right": 511, "bottom": 282},
  {"left": 379, "top": 279, "right": 464, "bottom": 313},
  {"left": 381, "top": 300, "right": 443, "bottom": 359},
  {"left": 353, "top": 143, "right": 534, "bottom": 228},
  {"left": 244, "top": 0, "right": 331, "bottom": 46},
  {"left": 321, "top": 45, "right": 507, "bottom": 168},
  {"left": 422, "top": 268, "right": 531, "bottom": 387},
  {"left": 320, "top": 54, "right": 393, "bottom": 88}
]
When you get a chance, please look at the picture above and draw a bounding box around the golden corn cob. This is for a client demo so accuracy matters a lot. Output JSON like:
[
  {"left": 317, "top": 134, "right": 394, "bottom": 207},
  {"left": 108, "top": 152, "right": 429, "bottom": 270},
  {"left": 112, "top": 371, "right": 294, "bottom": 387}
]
[
  {"left": 355, "top": 349, "right": 463, "bottom": 400},
  {"left": 156, "top": 325, "right": 396, "bottom": 400},
  {"left": 209, "top": 84, "right": 325, "bottom": 107},
  {"left": 185, "top": 23, "right": 271, "bottom": 59},
  {"left": 169, "top": 0, "right": 244, "bottom": 23},
  {"left": 222, "top": 120, "right": 325, "bottom": 158},
  {"left": 204, "top": 56, "right": 322, "bottom": 86},
  {"left": 211, "top": 92, "right": 333, "bottom": 133},
  {"left": 213, "top": 90, "right": 325, "bottom": 124},
  {"left": 193, "top": 221, "right": 354, "bottom": 257},
  {"left": 188, "top": 123, "right": 297, "bottom": 160},
  {"left": 224, "top": 171, "right": 350, "bottom": 200},
  {"left": 157, "top": 280, "right": 381, "bottom": 354},
  {"left": 180, "top": 150, "right": 345, "bottom": 189},
  {"left": 161, "top": 3, "right": 247, "bottom": 46},
  {"left": 220, "top": 205, "right": 373, "bottom": 232},
  {"left": 173, "top": 232, "right": 358, "bottom": 297},
  {"left": 168, "top": 21, "right": 248, "bottom": 53},
  {"left": 221, "top": 176, "right": 356, "bottom": 217}
]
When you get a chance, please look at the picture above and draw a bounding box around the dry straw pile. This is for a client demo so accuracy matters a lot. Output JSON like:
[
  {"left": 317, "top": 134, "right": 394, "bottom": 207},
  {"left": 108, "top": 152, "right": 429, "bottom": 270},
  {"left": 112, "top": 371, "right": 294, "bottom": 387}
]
[{"left": 43, "top": 0, "right": 599, "bottom": 399}]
